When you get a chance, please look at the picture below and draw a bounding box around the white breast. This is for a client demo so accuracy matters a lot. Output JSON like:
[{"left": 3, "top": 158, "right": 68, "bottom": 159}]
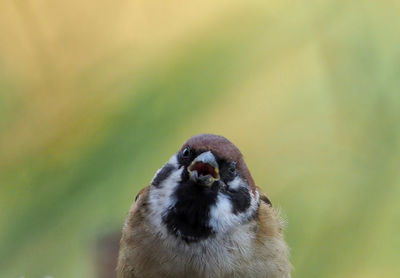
[{"left": 138, "top": 218, "right": 258, "bottom": 278}]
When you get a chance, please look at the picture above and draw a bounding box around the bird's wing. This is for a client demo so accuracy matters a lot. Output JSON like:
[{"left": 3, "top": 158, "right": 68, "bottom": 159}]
[
  {"left": 134, "top": 186, "right": 150, "bottom": 203},
  {"left": 255, "top": 187, "right": 291, "bottom": 277},
  {"left": 117, "top": 185, "right": 151, "bottom": 278},
  {"left": 255, "top": 185, "right": 285, "bottom": 238},
  {"left": 256, "top": 186, "right": 273, "bottom": 207}
]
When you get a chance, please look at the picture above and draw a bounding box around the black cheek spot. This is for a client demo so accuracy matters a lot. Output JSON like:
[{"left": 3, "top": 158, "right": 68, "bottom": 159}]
[
  {"left": 152, "top": 164, "right": 175, "bottom": 187},
  {"left": 222, "top": 187, "right": 251, "bottom": 214}
]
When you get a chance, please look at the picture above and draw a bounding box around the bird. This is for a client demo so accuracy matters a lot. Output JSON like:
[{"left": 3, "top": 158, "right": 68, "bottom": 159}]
[{"left": 117, "top": 134, "right": 291, "bottom": 278}]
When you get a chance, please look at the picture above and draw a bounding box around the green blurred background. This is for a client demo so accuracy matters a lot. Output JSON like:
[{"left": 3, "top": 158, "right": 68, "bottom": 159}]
[{"left": 1, "top": 1, "right": 400, "bottom": 277}]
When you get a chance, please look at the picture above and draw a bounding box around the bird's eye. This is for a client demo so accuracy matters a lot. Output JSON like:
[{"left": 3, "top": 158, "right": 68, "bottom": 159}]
[
  {"left": 229, "top": 161, "right": 237, "bottom": 173},
  {"left": 182, "top": 147, "right": 191, "bottom": 158}
]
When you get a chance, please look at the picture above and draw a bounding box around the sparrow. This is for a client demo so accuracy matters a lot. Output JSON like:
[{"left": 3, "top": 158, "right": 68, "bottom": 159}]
[{"left": 117, "top": 134, "right": 291, "bottom": 278}]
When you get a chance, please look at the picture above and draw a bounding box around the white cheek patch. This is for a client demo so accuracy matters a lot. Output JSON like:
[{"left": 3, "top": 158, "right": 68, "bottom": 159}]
[
  {"left": 148, "top": 154, "right": 183, "bottom": 236},
  {"left": 227, "top": 177, "right": 242, "bottom": 190},
  {"left": 209, "top": 194, "right": 241, "bottom": 234},
  {"left": 209, "top": 188, "right": 260, "bottom": 234},
  {"left": 167, "top": 154, "right": 178, "bottom": 166}
]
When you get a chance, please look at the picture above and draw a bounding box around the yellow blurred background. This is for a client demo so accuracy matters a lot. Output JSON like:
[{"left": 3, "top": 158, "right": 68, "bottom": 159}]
[{"left": 1, "top": 0, "right": 399, "bottom": 277}]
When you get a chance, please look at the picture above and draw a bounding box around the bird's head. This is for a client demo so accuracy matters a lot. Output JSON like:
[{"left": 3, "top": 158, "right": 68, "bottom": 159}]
[{"left": 148, "top": 134, "right": 260, "bottom": 243}]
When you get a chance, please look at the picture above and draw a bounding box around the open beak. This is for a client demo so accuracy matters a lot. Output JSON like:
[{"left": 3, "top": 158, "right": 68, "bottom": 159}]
[{"left": 188, "top": 151, "right": 220, "bottom": 186}]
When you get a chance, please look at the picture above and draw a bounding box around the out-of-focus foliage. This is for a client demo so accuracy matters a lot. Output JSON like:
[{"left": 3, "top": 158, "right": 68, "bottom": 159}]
[{"left": 1, "top": 1, "right": 399, "bottom": 277}]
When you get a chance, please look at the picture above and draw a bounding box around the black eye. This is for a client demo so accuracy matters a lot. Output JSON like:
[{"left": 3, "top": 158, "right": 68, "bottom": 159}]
[
  {"left": 229, "top": 161, "right": 237, "bottom": 173},
  {"left": 182, "top": 147, "right": 191, "bottom": 158}
]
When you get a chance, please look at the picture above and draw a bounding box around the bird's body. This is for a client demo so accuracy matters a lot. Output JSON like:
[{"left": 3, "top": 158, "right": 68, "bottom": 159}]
[{"left": 118, "top": 134, "right": 291, "bottom": 278}]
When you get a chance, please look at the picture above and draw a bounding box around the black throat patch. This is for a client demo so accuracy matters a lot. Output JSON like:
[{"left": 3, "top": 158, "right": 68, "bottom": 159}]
[
  {"left": 162, "top": 179, "right": 219, "bottom": 243},
  {"left": 152, "top": 164, "right": 175, "bottom": 187}
]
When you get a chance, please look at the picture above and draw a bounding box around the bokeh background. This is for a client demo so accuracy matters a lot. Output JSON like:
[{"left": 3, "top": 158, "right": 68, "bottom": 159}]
[{"left": 1, "top": 1, "right": 400, "bottom": 277}]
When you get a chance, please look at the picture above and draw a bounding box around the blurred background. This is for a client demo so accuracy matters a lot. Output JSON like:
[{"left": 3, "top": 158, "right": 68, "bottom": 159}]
[{"left": 1, "top": 0, "right": 399, "bottom": 277}]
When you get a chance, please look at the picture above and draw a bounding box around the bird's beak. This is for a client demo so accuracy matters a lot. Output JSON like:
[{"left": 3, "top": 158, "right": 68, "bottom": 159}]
[{"left": 188, "top": 151, "right": 220, "bottom": 186}]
